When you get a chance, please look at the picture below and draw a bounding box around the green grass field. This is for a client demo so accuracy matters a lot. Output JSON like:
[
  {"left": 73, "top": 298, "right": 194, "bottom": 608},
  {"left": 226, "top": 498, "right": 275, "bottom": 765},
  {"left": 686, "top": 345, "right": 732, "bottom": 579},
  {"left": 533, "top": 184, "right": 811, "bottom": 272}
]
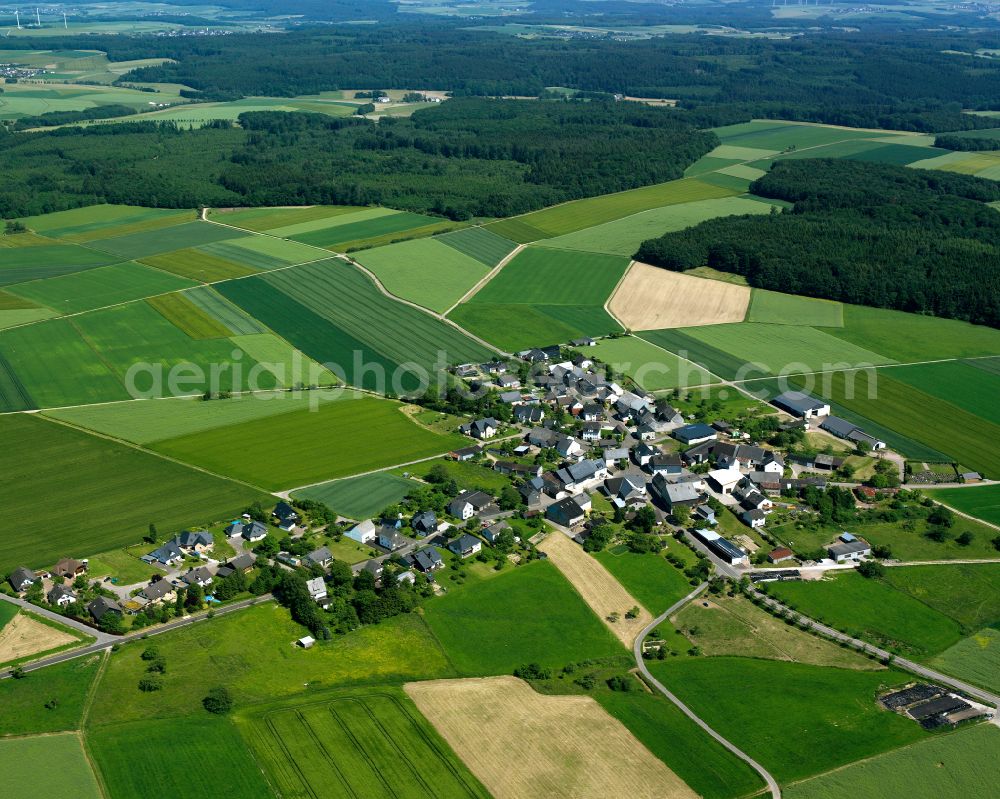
[
  {"left": 596, "top": 689, "right": 764, "bottom": 799},
  {"left": 353, "top": 237, "right": 491, "bottom": 312},
  {"left": 146, "top": 292, "right": 232, "bottom": 339},
  {"left": 0, "top": 654, "right": 101, "bottom": 736},
  {"left": 8, "top": 261, "right": 196, "bottom": 315},
  {"left": 786, "top": 724, "right": 1000, "bottom": 799},
  {"left": 18, "top": 204, "right": 190, "bottom": 241},
  {"left": 0, "top": 317, "right": 131, "bottom": 409},
  {"left": 0, "top": 734, "right": 101, "bottom": 799},
  {"left": 887, "top": 360, "right": 1000, "bottom": 426},
  {"left": 390, "top": 457, "right": 512, "bottom": 493},
  {"left": 183, "top": 286, "right": 268, "bottom": 335},
  {"left": 200, "top": 234, "right": 322, "bottom": 267},
  {"left": 926, "top": 483, "right": 1000, "bottom": 526},
  {"left": 543, "top": 195, "right": 779, "bottom": 256},
  {"left": 714, "top": 120, "right": 897, "bottom": 151},
  {"left": 266, "top": 207, "right": 396, "bottom": 238},
  {"left": 218, "top": 259, "right": 493, "bottom": 391},
  {"left": 45, "top": 392, "right": 344, "bottom": 444},
  {"left": 90, "top": 716, "right": 272, "bottom": 799},
  {"left": 0, "top": 307, "right": 59, "bottom": 329},
  {"left": 238, "top": 687, "right": 489, "bottom": 799},
  {"left": 294, "top": 471, "right": 417, "bottom": 519},
  {"left": 0, "top": 243, "right": 116, "bottom": 286},
  {"left": 766, "top": 572, "right": 963, "bottom": 657},
  {"left": 471, "top": 246, "right": 629, "bottom": 306},
  {"left": 450, "top": 246, "right": 628, "bottom": 349},
  {"left": 423, "top": 560, "right": 624, "bottom": 674},
  {"left": 0, "top": 414, "right": 266, "bottom": 572},
  {"left": 88, "top": 604, "right": 453, "bottom": 725},
  {"left": 139, "top": 247, "right": 261, "bottom": 281},
  {"left": 438, "top": 226, "right": 517, "bottom": 266},
  {"left": 884, "top": 563, "right": 1000, "bottom": 631},
  {"left": 747, "top": 289, "right": 844, "bottom": 327},
  {"left": 930, "top": 627, "right": 1000, "bottom": 694},
  {"left": 486, "top": 177, "right": 738, "bottom": 242},
  {"left": 648, "top": 657, "right": 922, "bottom": 783},
  {"left": 830, "top": 305, "right": 1000, "bottom": 362},
  {"left": 291, "top": 211, "right": 440, "bottom": 249},
  {"left": 152, "top": 394, "right": 467, "bottom": 490},
  {"left": 88, "top": 221, "right": 246, "bottom": 260},
  {"left": 638, "top": 328, "right": 745, "bottom": 381},
  {"left": 592, "top": 550, "right": 693, "bottom": 614},
  {"left": 210, "top": 204, "right": 367, "bottom": 233},
  {"left": 681, "top": 322, "right": 895, "bottom": 376},
  {"left": 591, "top": 335, "right": 718, "bottom": 391}
]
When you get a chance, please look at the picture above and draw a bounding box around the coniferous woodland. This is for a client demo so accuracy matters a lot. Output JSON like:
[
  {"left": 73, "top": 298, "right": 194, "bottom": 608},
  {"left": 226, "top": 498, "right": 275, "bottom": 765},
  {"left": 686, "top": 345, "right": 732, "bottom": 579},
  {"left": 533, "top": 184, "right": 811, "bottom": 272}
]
[
  {"left": 0, "top": 99, "right": 716, "bottom": 219},
  {"left": 635, "top": 160, "right": 1000, "bottom": 328}
]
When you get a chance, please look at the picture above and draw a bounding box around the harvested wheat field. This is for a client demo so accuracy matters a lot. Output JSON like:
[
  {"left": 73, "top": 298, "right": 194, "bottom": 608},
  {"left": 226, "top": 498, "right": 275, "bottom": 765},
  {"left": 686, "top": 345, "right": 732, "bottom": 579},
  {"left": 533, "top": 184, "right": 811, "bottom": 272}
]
[
  {"left": 406, "top": 676, "right": 697, "bottom": 799},
  {"left": 609, "top": 262, "right": 750, "bottom": 330},
  {"left": 537, "top": 531, "right": 651, "bottom": 646},
  {"left": 0, "top": 612, "right": 78, "bottom": 663}
]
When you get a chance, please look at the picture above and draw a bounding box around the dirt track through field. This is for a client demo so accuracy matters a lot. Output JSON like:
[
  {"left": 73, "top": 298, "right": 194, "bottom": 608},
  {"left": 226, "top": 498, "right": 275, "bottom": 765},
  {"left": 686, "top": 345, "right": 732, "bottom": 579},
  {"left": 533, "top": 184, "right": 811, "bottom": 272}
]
[
  {"left": 406, "top": 676, "right": 697, "bottom": 799},
  {"left": 537, "top": 531, "right": 652, "bottom": 646},
  {"left": 609, "top": 262, "right": 750, "bottom": 330},
  {"left": 0, "top": 612, "right": 77, "bottom": 663}
]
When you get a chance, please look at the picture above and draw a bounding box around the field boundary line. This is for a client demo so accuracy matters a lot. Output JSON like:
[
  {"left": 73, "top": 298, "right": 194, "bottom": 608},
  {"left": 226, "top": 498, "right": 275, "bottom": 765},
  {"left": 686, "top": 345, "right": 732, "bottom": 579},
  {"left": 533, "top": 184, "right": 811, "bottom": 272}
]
[
  {"left": 634, "top": 582, "right": 782, "bottom": 799},
  {"left": 443, "top": 241, "right": 525, "bottom": 315},
  {"left": 79, "top": 649, "right": 109, "bottom": 730},
  {"left": 278, "top": 451, "right": 456, "bottom": 499},
  {"left": 36, "top": 413, "right": 276, "bottom": 496},
  {"left": 602, "top": 258, "right": 634, "bottom": 330},
  {"left": 79, "top": 729, "right": 111, "bottom": 799}
]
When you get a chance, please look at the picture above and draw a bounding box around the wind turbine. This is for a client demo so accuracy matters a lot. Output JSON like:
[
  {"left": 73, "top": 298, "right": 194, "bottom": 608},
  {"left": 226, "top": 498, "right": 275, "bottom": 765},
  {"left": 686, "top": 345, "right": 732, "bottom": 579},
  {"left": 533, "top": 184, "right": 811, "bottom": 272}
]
[
  {"left": 34, "top": 8, "right": 40, "bottom": 28},
  {"left": 63, "top": 12, "right": 68, "bottom": 29},
  {"left": 15, "top": 9, "right": 21, "bottom": 29}
]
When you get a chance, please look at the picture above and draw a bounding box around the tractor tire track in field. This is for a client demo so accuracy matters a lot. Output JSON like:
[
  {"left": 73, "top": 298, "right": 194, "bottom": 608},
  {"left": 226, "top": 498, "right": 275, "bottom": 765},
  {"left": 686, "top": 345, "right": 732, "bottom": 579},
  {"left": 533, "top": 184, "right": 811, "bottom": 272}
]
[{"left": 443, "top": 242, "right": 525, "bottom": 316}]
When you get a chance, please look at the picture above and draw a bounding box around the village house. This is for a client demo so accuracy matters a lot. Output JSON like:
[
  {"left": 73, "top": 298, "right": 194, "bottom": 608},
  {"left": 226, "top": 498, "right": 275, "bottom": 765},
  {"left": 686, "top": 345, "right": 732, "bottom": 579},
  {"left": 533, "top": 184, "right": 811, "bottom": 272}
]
[
  {"left": 304, "top": 546, "right": 333, "bottom": 569},
  {"left": 820, "top": 415, "right": 886, "bottom": 450},
  {"left": 768, "top": 547, "right": 796, "bottom": 564},
  {"left": 347, "top": 519, "right": 378, "bottom": 544},
  {"left": 47, "top": 584, "right": 77, "bottom": 607},
  {"left": 828, "top": 534, "right": 872, "bottom": 563},
  {"left": 494, "top": 461, "right": 543, "bottom": 479},
  {"left": 140, "top": 579, "right": 176, "bottom": 605},
  {"left": 648, "top": 452, "right": 683, "bottom": 476},
  {"left": 181, "top": 566, "right": 213, "bottom": 588},
  {"left": 461, "top": 417, "right": 500, "bottom": 440},
  {"left": 239, "top": 520, "right": 268, "bottom": 543},
  {"left": 481, "top": 520, "right": 512, "bottom": 545},
  {"left": 513, "top": 405, "right": 545, "bottom": 424},
  {"left": 546, "top": 494, "right": 591, "bottom": 527},
  {"left": 602, "top": 445, "right": 630, "bottom": 468},
  {"left": 306, "top": 576, "right": 328, "bottom": 602},
  {"left": 449, "top": 444, "right": 481, "bottom": 462},
  {"left": 448, "top": 490, "right": 496, "bottom": 521},
  {"left": 693, "top": 504, "right": 717, "bottom": 525},
  {"left": 554, "top": 435, "right": 584, "bottom": 459},
  {"left": 411, "top": 511, "right": 438, "bottom": 535},
  {"left": 272, "top": 501, "right": 300, "bottom": 531},
  {"left": 741, "top": 508, "right": 767, "bottom": 529},
  {"left": 176, "top": 530, "right": 214, "bottom": 554},
  {"left": 141, "top": 540, "right": 184, "bottom": 568},
  {"left": 378, "top": 526, "right": 408, "bottom": 552},
  {"left": 408, "top": 547, "right": 445, "bottom": 573},
  {"left": 651, "top": 475, "right": 702, "bottom": 512},
  {"left": 634, "top": 442, "right": 660, "bottom": 467},
  {"left": 52, "top": 558, "right": 87, "bottom": 580},
  {"left": 707, "top": 467, "right": 744, "bottom": 495},
  {"left": 87, "top": 596, "right": 122, "bottom": 623},
  {"left": 217, "top": 553, "right": 256, "bottom": 577},
  {"left": 448, "top": 533, "right": 483, "bottom": 559}
]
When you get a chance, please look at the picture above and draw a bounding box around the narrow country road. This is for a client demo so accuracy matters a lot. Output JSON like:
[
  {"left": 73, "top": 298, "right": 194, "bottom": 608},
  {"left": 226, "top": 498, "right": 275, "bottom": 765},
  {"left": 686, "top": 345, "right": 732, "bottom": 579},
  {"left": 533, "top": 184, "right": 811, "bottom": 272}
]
[
  {"left": 0, "top": 594, "right": 273, "bottom": 679},
  {"left": 0, "top": 593, "right": 115, "bottom": 645},
  {"left": 749, "top": 589, "right": 1000, "bottom": 709},
  {"left": 633, "top": 582, "right": 783, "bottom": 799}
]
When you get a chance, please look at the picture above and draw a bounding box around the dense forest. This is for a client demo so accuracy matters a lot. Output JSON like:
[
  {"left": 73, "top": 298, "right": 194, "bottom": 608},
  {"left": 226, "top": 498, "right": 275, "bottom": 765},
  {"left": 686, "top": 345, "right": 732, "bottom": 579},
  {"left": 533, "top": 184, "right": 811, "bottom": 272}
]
[
  {"left": 0, "top": 99, "right": 716, "bottom": 219},
  {"left": 935, "top": 134, "right": 1000, "bottom": 152},
  {"left": 636, "top": 160, "right": 1000, "bottom": 328},
  {"left": 3, "top": 27, "right": 1000, "bottom": 132}
]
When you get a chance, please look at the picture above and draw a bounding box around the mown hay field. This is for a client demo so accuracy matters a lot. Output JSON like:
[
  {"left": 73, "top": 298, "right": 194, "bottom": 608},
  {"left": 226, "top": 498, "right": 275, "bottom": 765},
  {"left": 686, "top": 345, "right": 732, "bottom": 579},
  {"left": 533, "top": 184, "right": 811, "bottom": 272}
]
[
  {"left": 0, "top": 413, "right": 266, "bottom": 573},
  {"left": 590, "top": 335, "right": 717, "bottom": 391},
  {"left": 239, "top": 687, "right": 489, "bottom": 799},
  {"left": 9, "top": 261, "right": 196, "bottom": 315},
  {"left": 151, "top": 394, "right": 466, "bottom": 489},
  {"left": 593, "top": 550, "right": 698, "bottom": 616},
  {"left": 353, "top": 237, "right": 491, "bottom": 312},
  {"left": 407, "top": 676, "right": 698, "bottom": 799},
  {"left": 537, "top": 531, "right": 650, "bottom": 647},
  {"left": 930, "top": 627, "right": 1000, "bottom": 694},
  {"left": 422, "top": 560, "right": 623, "bottom": 675},
  {"left": 486, "top": 177, "right": 737, "bottom": 242},
  {"left": 673, "top": 594, "right": 882, "bottom": 669},
  {"left": 0, "top": 656, "right": 101, "bottom": 736},
  {"left": 747, "top": 288, "right": 844, "bottom": 328},
  {"left": 293, "top": 211, "right": 439, "bottom": 249},
  {"left": 543, "top": 195, "right": 778, "bottom": 256},
  {"left": 90, "top": 716, "right": 273, "bottom": 799},
  {"left": 0, "top": 611, "right": 82, "bottom": 665},
  {"left": 0, "top": 734, "right": 101, "bottom": 799},
  {"left": 19, "top": 203, "right": 190, "bottom": 241},
  {"left": 884, "top": 563, "right": 1000, "bottom": 632},
  {"left": 450, "top": 301, "right": 621, "bottom": 353},
  {"left": 786, "top": 724, "right": 1000, "bottom": 799},
  {"left": 648, "top": 657, "right": 922, "bottom": 783},
  {"left": 0, "top": 243, "right": 116, "bottom": 286},
  {"left": 294, "top": 471, "right": 417, "bottom": 519},
  {"left": 609, "top": 263, "right": 750, "bottom": 330},
  {"left": 886, "top": 360, "right": 1000, "bottom": 426}
]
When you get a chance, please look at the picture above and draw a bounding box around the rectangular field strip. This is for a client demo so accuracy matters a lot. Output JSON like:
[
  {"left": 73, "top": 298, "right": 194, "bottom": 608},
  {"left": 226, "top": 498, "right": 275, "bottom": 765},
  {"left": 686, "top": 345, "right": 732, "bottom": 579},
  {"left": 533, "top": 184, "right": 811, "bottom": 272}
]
[
  {"left": 183, "top": 286, "right": 268, "bottom": 335},
  {"left": 88, "top": 221, "right": 247, "bottom": 260},
  {"left": 146, "top": 293, "right": 232, "bottom": 339},
  {"left": 438, "top": 227, "right": 517, "bottom": 266},
  {"left": 140, "top": 247, "right": 261, "bottom": 281}
]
